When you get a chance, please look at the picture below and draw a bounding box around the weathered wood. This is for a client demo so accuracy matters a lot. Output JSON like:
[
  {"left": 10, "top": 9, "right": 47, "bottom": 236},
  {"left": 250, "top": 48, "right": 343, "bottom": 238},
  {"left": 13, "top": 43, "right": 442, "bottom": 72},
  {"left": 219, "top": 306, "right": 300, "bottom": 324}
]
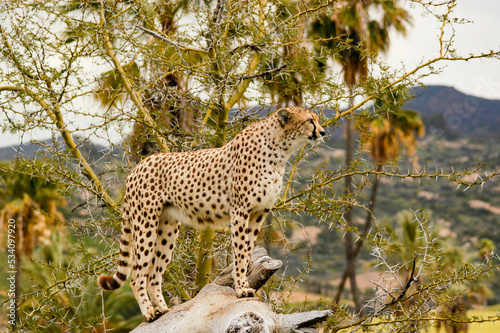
[
  {"left": 213, "top": 247, "right": 282, "bottom": 291},
  {"left": 277, "top": 311, "right": 333, "bottom": 332},
  {"left": 130, "top": 247, "right": 331, "bottom": 333}
]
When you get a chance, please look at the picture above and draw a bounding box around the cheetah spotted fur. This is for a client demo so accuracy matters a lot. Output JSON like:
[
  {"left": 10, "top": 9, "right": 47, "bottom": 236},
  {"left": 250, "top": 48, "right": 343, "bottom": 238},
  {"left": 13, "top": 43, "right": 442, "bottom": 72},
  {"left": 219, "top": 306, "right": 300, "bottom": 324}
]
[{"left": 98, "top": 107, "right": 326, "bottom": 322}]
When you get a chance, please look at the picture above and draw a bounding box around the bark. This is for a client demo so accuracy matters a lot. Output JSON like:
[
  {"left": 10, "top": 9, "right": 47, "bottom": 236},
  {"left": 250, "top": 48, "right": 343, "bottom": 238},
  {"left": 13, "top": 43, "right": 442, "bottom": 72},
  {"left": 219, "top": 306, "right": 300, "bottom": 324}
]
[
  {"left": 131, "top": 247, "right": 331, "bottom": 333},
  {"left": 333, "top": 164, "right": 382, "bottom": 307},
  {"left": 334, "top": 92, "right": 361, "bottom": 312},
  {"left": 195, "top": 227, "right": 216, "bottom": 292},
  {"left": 213, "top": 247, "right": 282, "bottom": 292}
]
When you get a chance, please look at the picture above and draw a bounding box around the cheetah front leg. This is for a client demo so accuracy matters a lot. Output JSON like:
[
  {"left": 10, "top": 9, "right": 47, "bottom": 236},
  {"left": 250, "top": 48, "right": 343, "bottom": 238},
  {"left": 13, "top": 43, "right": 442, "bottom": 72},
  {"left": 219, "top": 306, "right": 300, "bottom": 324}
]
[
  {"left": 246, "top": 210, "right": 268, "bottom": 255},
  {"left": 230, "top": 208, "right": 259, "bottom": 298}
]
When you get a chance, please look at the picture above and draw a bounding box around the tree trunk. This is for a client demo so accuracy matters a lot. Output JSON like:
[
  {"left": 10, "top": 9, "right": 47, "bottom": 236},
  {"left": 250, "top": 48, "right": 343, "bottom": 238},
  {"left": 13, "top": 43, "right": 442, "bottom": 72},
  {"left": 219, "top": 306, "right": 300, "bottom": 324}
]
[
  {"left": 194, "top": 100, "right": 228, "bottom": 291},
  {"left": 131, "top": 248, "right": 331, "bottom": 333},
  {"left": 334, "top": 91, "right": 361, "bottom": 312},
  {"left": 353, "top": 164, "right": 382, "bottom": 258},
  {"left": 333, "top": 268, "right": 349, "bottom": 304},
  {"left": 333, "top": 164, "right": 382, "bottom": 307},
  {"left": 195, "top": 227, "right": 216, "bottom": 292}
]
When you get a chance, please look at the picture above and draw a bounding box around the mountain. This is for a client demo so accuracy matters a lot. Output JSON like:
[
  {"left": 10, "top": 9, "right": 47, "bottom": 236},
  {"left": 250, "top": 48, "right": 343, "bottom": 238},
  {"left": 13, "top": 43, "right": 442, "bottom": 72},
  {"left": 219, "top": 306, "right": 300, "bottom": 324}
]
[
  {"left": 405, "top": 85, "right": 500, "bottom": 139},
  {"left": 0, "top": 137, "right": 118, "bottom": 162},
  {"left": 0, "top": 141, "right": 42, "bottom": 161}
]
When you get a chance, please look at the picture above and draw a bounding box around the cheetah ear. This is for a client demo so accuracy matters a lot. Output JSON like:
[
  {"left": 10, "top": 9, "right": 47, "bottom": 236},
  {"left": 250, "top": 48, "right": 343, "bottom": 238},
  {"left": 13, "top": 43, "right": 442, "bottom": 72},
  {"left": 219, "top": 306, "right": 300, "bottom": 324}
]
[{"left": 277, "top": 108, "right": 291, "bottom": 127}]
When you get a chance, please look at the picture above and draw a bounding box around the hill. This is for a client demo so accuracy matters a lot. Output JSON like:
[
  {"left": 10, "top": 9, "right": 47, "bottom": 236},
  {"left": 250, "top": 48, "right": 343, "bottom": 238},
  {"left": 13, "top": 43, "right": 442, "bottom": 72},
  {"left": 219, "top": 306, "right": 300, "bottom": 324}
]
[
  {"left": 0, "top": 142, "right": 41, "bottom": 161},
  {"left": 406, "top": 85, "right": 500, "bottom": 139},
  {"left": 2, "top": 85, "right": 498, "bottom": 161},
  {"left": 0, "top": 137, "right": 118, "bottom": 162}
]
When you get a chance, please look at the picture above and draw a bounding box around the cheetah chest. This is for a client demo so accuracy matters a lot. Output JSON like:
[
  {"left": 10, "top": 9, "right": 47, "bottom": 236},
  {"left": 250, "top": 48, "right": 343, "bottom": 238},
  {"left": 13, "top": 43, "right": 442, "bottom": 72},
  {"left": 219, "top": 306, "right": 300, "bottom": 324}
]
[{"left": 256, "top": 165, "right": 284, "bottom": 209}]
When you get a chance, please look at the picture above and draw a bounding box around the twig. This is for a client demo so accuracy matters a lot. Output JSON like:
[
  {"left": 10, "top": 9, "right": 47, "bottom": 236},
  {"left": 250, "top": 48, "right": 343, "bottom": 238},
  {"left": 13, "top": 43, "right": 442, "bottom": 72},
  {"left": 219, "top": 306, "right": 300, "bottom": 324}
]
[
  {"left": 395, "top": 254, "right": 418, "bottom": 303},
  {"left": 134, "top": 25, "right": 207, "bottom": 54},
  {"left": 236, "top": 64, "right": 288, "bottom": 80}
]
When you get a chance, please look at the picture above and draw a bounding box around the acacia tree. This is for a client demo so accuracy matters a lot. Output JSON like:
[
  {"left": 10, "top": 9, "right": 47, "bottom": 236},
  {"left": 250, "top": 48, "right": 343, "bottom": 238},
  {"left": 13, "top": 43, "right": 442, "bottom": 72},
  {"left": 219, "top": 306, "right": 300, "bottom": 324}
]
[{"left": 0, "top": 0, "right": 499, "bottom": 332}]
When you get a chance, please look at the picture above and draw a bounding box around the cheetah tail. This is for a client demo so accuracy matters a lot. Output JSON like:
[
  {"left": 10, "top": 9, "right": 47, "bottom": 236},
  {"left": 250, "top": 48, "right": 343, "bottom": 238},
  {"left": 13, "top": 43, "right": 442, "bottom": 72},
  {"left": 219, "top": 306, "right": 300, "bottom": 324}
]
[{"left": 97, "top": 215, "right": 133, "bottom": 291}]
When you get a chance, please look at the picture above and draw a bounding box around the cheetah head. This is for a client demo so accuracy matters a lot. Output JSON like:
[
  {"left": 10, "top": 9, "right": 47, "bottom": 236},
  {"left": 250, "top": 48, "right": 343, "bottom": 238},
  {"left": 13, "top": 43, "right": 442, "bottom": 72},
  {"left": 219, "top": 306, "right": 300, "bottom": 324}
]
[{"left": 276, "top": 107, "right": 326, "bottom": 146}]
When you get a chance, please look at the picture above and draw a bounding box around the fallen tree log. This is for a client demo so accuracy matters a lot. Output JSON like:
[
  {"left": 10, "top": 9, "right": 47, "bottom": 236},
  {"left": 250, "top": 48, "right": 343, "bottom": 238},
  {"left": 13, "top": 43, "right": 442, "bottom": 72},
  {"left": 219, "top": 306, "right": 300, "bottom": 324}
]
[{"left": 131, "top": 247, "right": 332, "bottom": 333}]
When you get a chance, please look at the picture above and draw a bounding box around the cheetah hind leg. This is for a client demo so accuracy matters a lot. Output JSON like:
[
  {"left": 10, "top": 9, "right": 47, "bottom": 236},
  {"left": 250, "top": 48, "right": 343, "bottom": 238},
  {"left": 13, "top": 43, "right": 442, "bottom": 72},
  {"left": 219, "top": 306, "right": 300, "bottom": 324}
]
[
  {"left": 131, "top": 269, "right": 159, "bottom": 322},
  {"left": 147, "top": 214, "right": 181, "bottom": 318},
  {"left": 130, "top": 208, "right": 164, "bottom": 322}
]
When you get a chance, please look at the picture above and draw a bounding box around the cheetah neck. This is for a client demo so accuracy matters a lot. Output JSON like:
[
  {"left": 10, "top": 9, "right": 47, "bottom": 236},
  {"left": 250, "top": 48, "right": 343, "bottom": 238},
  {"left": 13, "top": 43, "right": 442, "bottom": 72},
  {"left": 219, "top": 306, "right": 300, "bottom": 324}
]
[{"left": 258, "top": 117, "right": 301, "bottom": 167}]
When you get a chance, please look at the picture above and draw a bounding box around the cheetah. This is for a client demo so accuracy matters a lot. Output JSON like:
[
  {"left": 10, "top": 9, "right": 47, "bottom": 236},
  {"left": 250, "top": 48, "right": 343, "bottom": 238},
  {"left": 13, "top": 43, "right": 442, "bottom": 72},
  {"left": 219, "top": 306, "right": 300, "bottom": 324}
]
[{"left": 98, "top": 107, "right": 326, "bottom": 322}]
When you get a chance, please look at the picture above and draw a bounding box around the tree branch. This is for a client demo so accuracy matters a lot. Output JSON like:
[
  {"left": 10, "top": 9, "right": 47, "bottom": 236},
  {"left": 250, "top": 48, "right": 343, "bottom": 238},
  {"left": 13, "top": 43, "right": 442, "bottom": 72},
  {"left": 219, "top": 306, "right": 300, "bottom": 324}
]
[
  {"left": 323, "top": 52, "right": 500, "bottom": 128},
  {"left": 235, "top": 64, "right": 288, "bottom": 80},
  {"left": 135, "top": 25, "right": 208, "bottom": 54},
  {"left": 213, "top": 247, "right": 282, "bottom": 291},
  {"left": 276, "top": 165, "right": 499, "bottom": 209},
  {"left": 99, "top": 2, "right": 170, "bottom": 153},
  {"left": 0, "top": 85, "right": 119, "bottom": 213}
]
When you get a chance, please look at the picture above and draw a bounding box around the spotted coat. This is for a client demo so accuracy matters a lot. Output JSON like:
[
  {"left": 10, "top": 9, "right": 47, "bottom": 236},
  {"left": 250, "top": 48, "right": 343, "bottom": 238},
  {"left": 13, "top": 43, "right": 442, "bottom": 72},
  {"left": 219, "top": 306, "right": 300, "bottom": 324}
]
[{"left": 98, "top": 107, "right": 326, "bottom": 322}]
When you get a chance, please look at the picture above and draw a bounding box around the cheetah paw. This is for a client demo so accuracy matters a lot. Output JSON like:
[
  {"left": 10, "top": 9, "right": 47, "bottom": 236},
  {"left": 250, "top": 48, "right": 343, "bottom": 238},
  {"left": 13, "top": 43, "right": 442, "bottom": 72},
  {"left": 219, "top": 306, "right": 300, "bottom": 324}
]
[
  {"left": 144, "top": 309, "right": 163, "bottom": 322},
  {"left": 235, "top": 287, "right": 256, "bottom": 298}
]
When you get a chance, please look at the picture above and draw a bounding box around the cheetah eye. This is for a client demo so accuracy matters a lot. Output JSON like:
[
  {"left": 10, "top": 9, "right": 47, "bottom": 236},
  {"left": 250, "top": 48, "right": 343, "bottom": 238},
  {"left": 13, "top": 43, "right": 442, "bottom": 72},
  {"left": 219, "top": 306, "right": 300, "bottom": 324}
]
[{"left": 309, "top": 119, "right": 314, "bottom": 124}]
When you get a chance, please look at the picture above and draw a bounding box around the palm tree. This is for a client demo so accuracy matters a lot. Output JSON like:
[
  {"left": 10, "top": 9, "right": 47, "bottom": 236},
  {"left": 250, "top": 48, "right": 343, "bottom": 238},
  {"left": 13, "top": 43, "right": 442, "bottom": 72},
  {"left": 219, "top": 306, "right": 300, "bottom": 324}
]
[
  {"left": 331, "top": 96, "right": 425, "bottom": 309},
  {"left": 0, "top": 163, "right": 65, "bottom": 330},
  {"left": 0, "top": 164, "right": 65, "bottom": 255},
  {"left": 310, "top": 0, "right": 411, "bottom": 311},
  {"left": 358, "top": 93, "right": 425, "bottom": 243}
]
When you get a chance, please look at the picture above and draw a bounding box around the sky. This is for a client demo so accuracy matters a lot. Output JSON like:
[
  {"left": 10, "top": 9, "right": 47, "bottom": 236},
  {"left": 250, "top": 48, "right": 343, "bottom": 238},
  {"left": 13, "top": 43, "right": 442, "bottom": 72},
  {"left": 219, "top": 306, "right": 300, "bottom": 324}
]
[
  {"left": 1, "top": 1, "right": 499, "bottom": 148},
  {"left": 384, "top": 0, "right": 500, "bottom": 100}
]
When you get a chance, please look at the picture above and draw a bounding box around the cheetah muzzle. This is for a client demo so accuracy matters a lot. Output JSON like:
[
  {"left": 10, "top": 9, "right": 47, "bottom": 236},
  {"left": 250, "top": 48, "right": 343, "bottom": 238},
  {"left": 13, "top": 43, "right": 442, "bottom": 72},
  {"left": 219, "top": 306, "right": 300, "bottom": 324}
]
[{"left": 98, "top": 107, "right": 326, "bottom": 322}]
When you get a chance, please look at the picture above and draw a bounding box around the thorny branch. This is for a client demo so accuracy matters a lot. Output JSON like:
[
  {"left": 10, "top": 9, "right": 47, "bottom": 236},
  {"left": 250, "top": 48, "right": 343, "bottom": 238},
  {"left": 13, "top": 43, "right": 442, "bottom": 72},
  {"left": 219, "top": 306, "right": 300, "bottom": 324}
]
[
  {"left": 236, "top": 64, "right": 288, "bottom": 80},
  {"left": 135, "top": 25, "right": 208, "bottom": 54},
  {"left": 99, "top": 1, "right": 170, "bottom": 154},
  {"left": 329, "top": 252, "right": 500, "bottom": 332},
  {"left": 375, "top": 254, "right": 418, "bottom": 314},
  {"left": 0, "top": 251, "right": 116, "bottom": 307},
  {"left": 323, "top": 48, "right": 500, "bottom": 128},
  {"left": 324, "top": 0, "right": 500, "bottom": 127},
  {"left": 276, "top": 165, "right": 500, "bottom": 209},
  {"left": 0, "top": 85, "right": 119, "bottom": 213}
]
